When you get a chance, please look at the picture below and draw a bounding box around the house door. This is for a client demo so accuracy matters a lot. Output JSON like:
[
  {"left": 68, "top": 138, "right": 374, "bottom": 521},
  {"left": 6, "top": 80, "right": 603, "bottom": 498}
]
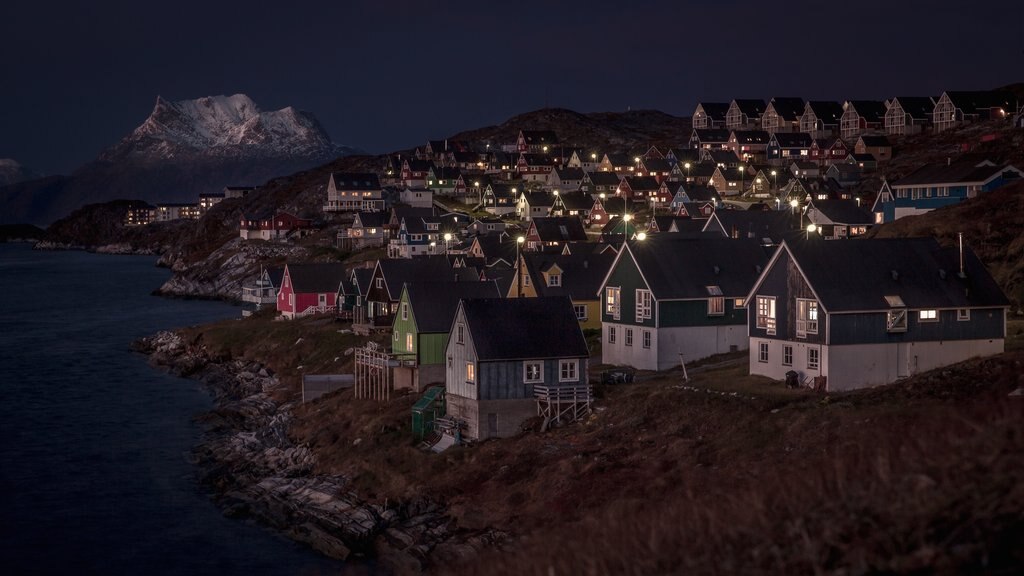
[
  {"left": 896, "top": 343, "right": 910, "bottom": 378},
  {"left": 487, "top": 413, "right": 498, "bottom": 438},
  {"left": 319, "top": 294, "right": 327, "bottom": 308}
]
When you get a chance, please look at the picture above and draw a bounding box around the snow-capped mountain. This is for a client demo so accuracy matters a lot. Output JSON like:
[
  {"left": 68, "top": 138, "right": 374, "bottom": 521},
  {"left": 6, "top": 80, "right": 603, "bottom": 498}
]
[
  {"left": 1, "top": 94, "right": 357, "bottom": 225},
  {"left": 0, "top": 159, "right": 39, "bottom": 186},
  {"left": 102, "top": 94, "right": 346, "bottom": 161}
]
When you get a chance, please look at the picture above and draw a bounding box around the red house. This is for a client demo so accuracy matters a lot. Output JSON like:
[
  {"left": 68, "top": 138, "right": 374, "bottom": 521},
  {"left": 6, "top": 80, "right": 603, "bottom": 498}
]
[
  {"left": 277, "top": 262, "right": 348, "bottom": 319},
  {"left": 240, "top": 211, "right": 312, "bottom": 241}
]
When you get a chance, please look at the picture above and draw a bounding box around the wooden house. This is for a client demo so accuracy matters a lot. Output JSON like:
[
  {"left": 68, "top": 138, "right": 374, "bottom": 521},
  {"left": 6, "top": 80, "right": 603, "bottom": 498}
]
[
  {"left": 523, "top": 216, "right": 588, "bottom": 251},
  {"left": 884, "top": 96, "right": 935, "bottom": 135},
  {"left": 517, "top": 190, "right": 554, "bottom": 221},
  {"left": 391, "top": 281, "right": 502, "bottom": 392},
  {"left": 824, "top": 163, "right": 861, "bottom": 188},
  {"left": 703, "top": 210, "right": 795, "bottom": 245},
  {"left": 358, "top": 256, "right": 473, "bottom": 330},
  {"left": 324, "top": 172, "right": 382, "bottom": 213},
  {"left": 799, "top": 101, "right": 844, "bottom": 138},
  {"left": 241, "top": 266, "right": 284, "bottom": 308},
  {"left": 692, "top": 102, "right": 730, "bottom": 129},
  {"left": 401, "top": 159, "right": 434, "bottom": 188},
  {"left": 551, "top": 191, "right": 596, "bottom": 221},
  {"left": 589, "top": 195, "right": 627, "bottom": 228},
  {"left": 567, "top": 149, "right": 602, "bottom": 172},
  {"left": 508, "top": 250, "right": 617, "bottom": 330},
  {"left": 598, "top": 152, "right": 633, "bottom": 173},
  {"left": 746, "top": 238, "right": 1009, "bottom": 390},
  {"left": 804, "top": 199, "right": 872, "bottom": 239},
  {"left": 933, "top": 91, "right": 1014, "bottom": 132},
  {"left": 766, "top": 132, "right": 813, "bottom": 165},
  {"left": 760, "top": 97, "right": 805, "bottom": 133},
  {"left": 616, "top": 175, "right": 662, "bottom": 205},
  {"left": 846, "top": 153, "right": 878, "bottom": 172},
  {"left": 599, "top": 236, "right": 769, "bottom": 370},
  {"left": 854, "top": 135, "right": 892, "bottom": 163},
  {"left": 637, "top": 157, "right": 673, "bottom": 183},
  {"left": 726, "top": 99, "right": 767, "bottom": 130},
  {"left": 277, "top": 262, "right": 348, "bottom": 319},
  {"left": 517, "top": 130, "right": 560, "bottom": 153},
  {"left": 517, "top": 153, "right": 555, "bottom": 183},
  {"left": 870, "top": 160, "right": 1023, "bottom": 223},
  {"left": 581, "top": 170, "right": 623, "bottom": 196},
  {"left": 240, "top": 211, "right": 312, "bottom": 241},
  {"left": 399, "top": 187, "right": 434, "bottom": 208},
  {"left": 700, "top": 149, "right": 742, "bottom": 168},
  {"left": 840, "top": 100, "right": 888, "bottom": 139},
  {"left": 445, "top": 297, "right": 591, "bottom": 440},
  {"left": 482, "top": 183, "right": 517, "bottom": 217},
  {"left": 337, "top": 265, "right": 374, "bottom": 320},
  {"left": 550, "top": 166, "right": 586, "bottom": 192},
  {"left": 426, "top": 166, "right": 462, "bottom": 195},
  {"left": 709, "top": 166, "right": 748, "bottom": 197},
  {"left": 809, "top": 138, "right": 848, "bottom": 166},
  {"left": 337, "top": 210, "right": 388, "bottom": 250},
  {"left": 690, "top": 129, "right": 732, "bottom": 150},
  {"left": 728, "top": 130, "right": 771, "bottom": 163}
]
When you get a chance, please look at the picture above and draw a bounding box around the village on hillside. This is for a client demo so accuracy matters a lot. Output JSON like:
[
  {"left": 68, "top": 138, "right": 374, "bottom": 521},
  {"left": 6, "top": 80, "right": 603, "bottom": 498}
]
[{"left": 136, "top": 90, "right": 1019, "bottom": 445}]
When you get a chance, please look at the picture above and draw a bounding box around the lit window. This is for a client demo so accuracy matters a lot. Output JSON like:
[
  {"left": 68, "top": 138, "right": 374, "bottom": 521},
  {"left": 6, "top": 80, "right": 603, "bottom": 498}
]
[
  {"left": 796, "top": 299, "right": 819, "bottom": 337},
  {"left": 708, "top": 297, "right": 724, "bottom": 316},
  {"left": 758, "top": 342, "right": 768, "bottom": 363},
  {"left": 559, "top": 359, "right": 579, "bottom": 382},
  {"left": 919, "top": 309, "right": 938, "bottom": 322},
  {"left": 606, "top": 287, "right": 621, "bottom": 319},
  {"left": 808, "top": 348, "right": 819, "bottom": 370},
  {"left": 783, "top": 345, "right": 793, "bottom": 366},
  {"left": 756, "top": 296, "right": 776, "bottom": 335},
  {"left": 406, "top": 333, "right": 414, "bottom": 351},
  {"left": 466, "top": 362, "right": 475, "bottom": 383},
  {"left": 524, "top": 361, "right": 542, "bottom": 383}
]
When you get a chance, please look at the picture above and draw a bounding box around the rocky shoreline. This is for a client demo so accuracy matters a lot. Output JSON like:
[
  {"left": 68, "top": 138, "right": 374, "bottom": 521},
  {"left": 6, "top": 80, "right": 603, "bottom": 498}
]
[
  {"left": 134, "top": 330, "right": 505, "bottom": 574},
  {"left": 33, "top": 239, "right": 159, "bottom": 255}
]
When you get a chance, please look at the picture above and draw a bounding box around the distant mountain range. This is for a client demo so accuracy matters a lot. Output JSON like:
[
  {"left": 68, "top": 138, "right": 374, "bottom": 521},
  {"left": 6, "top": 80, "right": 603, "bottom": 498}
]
[
  {"left": 0, "top": 94, "right": 356, "bottom": 225},
  {"left": 0, "top": 159, "right": 40, "bottom": 187}
]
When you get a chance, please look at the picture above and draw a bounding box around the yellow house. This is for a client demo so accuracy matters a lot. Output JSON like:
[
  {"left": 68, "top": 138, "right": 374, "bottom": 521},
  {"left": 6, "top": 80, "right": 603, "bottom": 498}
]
[{"left": 507, "top": 250, "right": 616, "bottom": 331}]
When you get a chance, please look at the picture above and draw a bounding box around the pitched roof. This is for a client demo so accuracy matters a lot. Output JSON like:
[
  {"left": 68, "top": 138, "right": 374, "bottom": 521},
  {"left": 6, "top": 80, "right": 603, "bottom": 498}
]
[
  {"left": 553, "top": 166, "right": 586, "bottom": 181},
  {"left": 557, "top": 191, "right": 596, "bottom": 211},
  {"left": 404, "top": 281, "right": 501, "bottom": 333},
  {"left": 892, "top": 159, "right": 1012, "bottom": 187},
  {"left": 857, "top": 134, "right": 891, "bottom": 147},
  {"left": 586, "top": 171, "right": 623, "bottom": 186},
  {"left": 522, "top": 190, "right": 555, "bottom": 207},
  {"left": 807, "top": 199, "right": 873, "bottom": 225},
  {"left": 806, "top": 101, "right": 844, "bottom": 123},
  {"left": 531, "top": 216, "right": 588, "bottom": 242},
  {"left": 695, "top": 102, "right": 731, "bottom": 119},
  {"left": 522, "top": 251, "right": 616, "bottom": 300},
  {"left": 706, "top": 210, "right": 796, "bottom": 244},
  {"left": 460, "top": 297, "right": 589, "bottom": 361},
  {"left": 353, "top": 211, "right": 388, "bottom": 227},
  {"left": 779, "top": 237, "right": 1009, "bottom": 312},
  {"left": 378, "top": 256, "right": 456, "bottom": 300},
  {"left": 766, "top": 97, "right": 805, "bottom": 121},
  {"left": 285, "top": 262, "right": 348, "bottom": 293},
  {"left": 733, "top": 99, "right": 767, "bottom": 117},
  {"left": 890, "top": 96, "right": 935, "bottom": 119},
  {"left": 845, "top": 100, "right": 888, "bottom": 122},
  {"left": 331, "top": 172, "right": 380, "bottom": 190},
  {"left": 622, "top": 175, "right": 660, "bottom": 191},
  {"left": 620, "top": 236, "right": 770, "bottom": 299},
  {"left": 353, "top": 267, "right": 374, "bottom": 295},
  {"left": 266, "top": 266, "right": 284, "bottom": 289},
  {"left": 731, "top": 130, "right": 771, "bottom": 144},
  {"left": 943, "top": 91, "right": 1013, "bottom": 114},
  {"left": 693, "top": 128, "right": 732, "bottom": 143},
  {"left": 771, "top": 132, "right": 813, "bottom": 148}
]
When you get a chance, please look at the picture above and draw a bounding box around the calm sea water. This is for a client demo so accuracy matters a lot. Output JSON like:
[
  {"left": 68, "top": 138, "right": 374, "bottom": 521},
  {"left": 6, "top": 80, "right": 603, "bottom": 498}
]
[{"left": 0, "top": 244, "right": 340, "bottom": 575}]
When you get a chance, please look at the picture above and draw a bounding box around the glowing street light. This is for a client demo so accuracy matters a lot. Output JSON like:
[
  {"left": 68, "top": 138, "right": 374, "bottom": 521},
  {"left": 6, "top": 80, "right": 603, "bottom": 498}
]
[
  {"left": 636, "top": 232, "right": 647, "bottom": 241},
  {"left": 806, "top": 223, "right": 817, "bottom": 239},
  {"left": 515, "top": 235, "right": 526, "bottom": 297}
]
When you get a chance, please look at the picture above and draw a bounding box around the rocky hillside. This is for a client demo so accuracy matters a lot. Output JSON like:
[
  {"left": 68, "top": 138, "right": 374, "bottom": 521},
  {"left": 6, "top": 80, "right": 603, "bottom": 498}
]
[
  {"left": 0, "top": 94, "right": 357, "bottom": 226},
  {"left": 0, "top": 158, "right": 40, "bottom": 186}
]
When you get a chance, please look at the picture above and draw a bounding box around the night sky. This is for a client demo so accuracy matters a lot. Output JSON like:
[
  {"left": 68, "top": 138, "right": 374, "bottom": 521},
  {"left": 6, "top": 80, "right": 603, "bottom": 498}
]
[{"left": 2, "top": 0, "right": 1022, "bottom": 175}]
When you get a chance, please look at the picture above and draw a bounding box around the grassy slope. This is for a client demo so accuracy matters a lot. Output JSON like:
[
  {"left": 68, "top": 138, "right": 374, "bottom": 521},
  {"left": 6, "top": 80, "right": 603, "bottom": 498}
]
[{"left": 183, "top": 308, "right": 1024, "bottom": 574}]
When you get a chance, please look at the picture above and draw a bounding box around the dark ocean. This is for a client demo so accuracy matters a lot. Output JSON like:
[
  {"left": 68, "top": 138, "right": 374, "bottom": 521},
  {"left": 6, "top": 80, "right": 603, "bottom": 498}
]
[{"left": 0, "top": 244, "right": 340, "bottom": 575}]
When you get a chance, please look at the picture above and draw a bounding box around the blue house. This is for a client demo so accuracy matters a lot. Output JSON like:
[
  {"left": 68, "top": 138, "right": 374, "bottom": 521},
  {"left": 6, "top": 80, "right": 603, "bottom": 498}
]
[
  {"left": 746, "top": 237, "right": 1008, "bottom": 391},
  {"left": 871, "top": 159, "right": 1022, "bottom": 223},
  {"left": 766, "top": 132, "right": 813, "bottom": 164}
]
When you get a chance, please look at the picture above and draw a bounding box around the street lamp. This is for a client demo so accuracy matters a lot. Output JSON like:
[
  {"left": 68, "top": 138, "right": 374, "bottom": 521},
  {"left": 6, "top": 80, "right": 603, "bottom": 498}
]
[
  {"left": 636, "top": 232, "right": 647, "bottom": 241},
  {"left": 443, "top": 232, "right": 452, "bottom": 253},
  {"left": 738, "top": 164, "right": 745, "bottom": 194},
  {"left": 684, "top": 162, "right": 691, "bottom": 182},
  {"left": 806, "top": 223, "right": 817, "bottom": 239},
  {"left": 771, "top": 169, "right": 777, "bottom": 190},
  {"left": 515, "top": 235, "right": 526, "bottom": 297}
]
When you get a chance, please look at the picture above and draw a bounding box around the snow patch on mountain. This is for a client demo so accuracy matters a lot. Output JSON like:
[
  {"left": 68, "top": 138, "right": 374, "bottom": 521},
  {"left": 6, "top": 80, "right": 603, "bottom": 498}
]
[{"left": 0, "top": 159, "right": 39, "bottom": 186}]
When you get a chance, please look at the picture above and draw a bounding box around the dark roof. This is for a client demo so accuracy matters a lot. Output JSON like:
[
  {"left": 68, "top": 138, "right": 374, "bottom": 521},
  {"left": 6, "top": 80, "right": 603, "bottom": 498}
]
[
  {"left": 848, "top": 153, "right": 877, "bottom": 163},
  {"left": 286, "top": 262, "right": 348, "bottom": 293},
  {"left": 695, "top": 102, "right": 730, "bottom": 119},
  {"left": 622, "top": 175, "right": 660, "bottom": 191},
  {"left": 693, "top": 128, "right": 731, "bottom": 143},
  {"left": 943, "top": 91, "right": 1013, "bottom": 114},
  {"left": 553, "top": 166, "right": 586, "bottom": 181},
  {"left": 266, "top": 266, "right": 284, "bottom": 289},
  {"left": 587, "top": 171, "right": 623, "bottom": 186},
  {"left": 519, "top": 153, "right": 555, "bottom": 166},
  {"left": 704, "top": 149, "right": 741, "bottom": 164},
  {"left": 378, "top": 256, "right": 457, "bottom": 300},
  {"left": 557, "top": 191, "right": 595, "bottom": 211},
  {"left": 531, "top": 216, "right": 588, "bottom": 242},
  {"left": 892, "top": 159, "right": 1012, "bottom": 187},
  {"left": 706, "top": 210, "right": 795, "bottom": 244},
  {"left": 622, "top": 236, "right": 770, "bottom": 299},
  {"left": 806, "top": 101, "right": 844, "bottom": 123},
  {"left": 520, "top": 130, "right": 560, "bottom": 145},
  {"left": 353, "top": 267, "right": 374, "bottom": 295},
  {"left": 523, "top": 190, "right": 555, "bottom": 207},
  {"left": 392, "top": 206, "right": 436, "bottom": 222},
  {"left": 353, "top": 211, "right": 388, "bottom": 227},
  {"left": 596, "top": 196, "right": 628, "bottom": 215},
  {"left": 685, "top": 185, "right": 721, "bottom": 203},
  {"left": 522, "top": 251, "right": 616, "bottom": 300},
  {"left": 732, "top": 130, "right": 771, "bottom": 145},
  {"left": 604, "top": 153, "right": 632, "bottom": 167},
  {"left": 771, "top": 132, "right": 813, "bottom": 148},
  {"left": 845, "top": 100, "right": 888, "bottom": 122},
  {"left": 766, "top": 97, "right": 805, "bottom": 121},
  {"left": 780, "top": 237, "right": 1009, "bottom": 312},
  {"left": 733, "top": 99, "right": 767, "bottom": 117},
  {"left": 404, "top": 281, "right": 501, "bottom": 333},
  {"left": 331, "top": 172, "right": 380, "bottom": 190},
  {"left": 807, "top": 199, "right": 872, "bottom": 225},
  {"left": 460, "top": 297, "right": 589, "bottom": 361},
  {"left": 472, "top": 234, "right": 518, "bottom": 264},
  {"left": 857, "top": 135, "right": 891, "bottom": 147},
  {"left": 641, "top": 157, "right": 672, "bottom": 172},
  {"left": 890, "top": 97, "right": 935, "bottom": 119}
]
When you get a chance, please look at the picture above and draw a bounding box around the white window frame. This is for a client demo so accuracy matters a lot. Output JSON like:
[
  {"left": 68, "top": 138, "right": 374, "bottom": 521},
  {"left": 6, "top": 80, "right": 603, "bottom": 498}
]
[
  {"left": 608, "top": 326, "right": 616, "bottom": 344},
  {"left": 758, "top": 342, "right": 768, "bottom": 363},
  {"left": 625, "top": 328, "right": 633, "bottom": 347},
  {"left": 708, "top": 296, "right": 725, "bottom": 316},
  {"left": 957, "top": 308, "right": 970, "bottom": 321},
  {"left": 919, "top": 309, "right": 938, "bottom": 322},
  {"left": 642, "top": 330, "right": 651, "bottom": 349},
  {"left": 574, "top": 304, "right": 588, "bottom": 321},
  {"left": 887, "top": 309, "right": 908, "bottom": 333},
  {"left": 756, "top": 296, "right": 776, "bottom": 335},
  {"left": 807, "top": 348, "right": 819, "bottom": 370},
  {"left": 795, "top": 299, "right": 819, "bottom": 337},
  {"left": 456, "top": 323, "right": 465, "bottom": 344},
  {"left": 523, "top": 361, "right": 543, "bottom": 383},
  {"left": 406, "top": 333, "right": 414, "bottom": 351},
  {"left": 401, "top": 302, "right": 408, "bottom": 320},
  {"left": 606, "top": 287, "right": 621, "bottom": 320},
  {"left": 547, "top": 274, "right": 561, "bottom": 287},
  {"left": 783, "top": 345, "right": 793, "bottom": 366},
  {"left": 559, "top": 359, "right": 579, "bottom": 382},
  {"left": 635, "top": 289, "right": 652, "bottom": 321}
]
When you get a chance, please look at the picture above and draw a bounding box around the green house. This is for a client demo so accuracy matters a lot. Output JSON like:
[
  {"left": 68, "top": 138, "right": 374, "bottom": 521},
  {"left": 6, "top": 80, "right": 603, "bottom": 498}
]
[{"left": 392, "top": 280, "right": 501, "bottom": 391}]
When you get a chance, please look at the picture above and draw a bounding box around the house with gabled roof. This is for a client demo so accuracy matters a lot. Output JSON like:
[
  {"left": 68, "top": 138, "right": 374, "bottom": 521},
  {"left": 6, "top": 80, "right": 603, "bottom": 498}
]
[
  {"left": 581, "top": 170, "right": 622, "bottom": 196},
  {"left": 800, "top": 101, "right": 844, "bottom": 138},
  {"left": 746, "top": 237, "right": 1009, "bottom": 390},
  {"left": 690, "top": 128, "right": 732, "bottom": 150},
  {"left": 840, "top": 100, "right": 889, "bottom": 139},
  {"left": 325, "top": 172, "right": 382, "bottom": 213},
  {"left": 598, "top": 152, "right": 633, "bottom": 173},
  {"left": 617, "top": 175, "right": 661, "bottom": 205},
  {"left": 709, "top": 166, "right": 749, "bottom": 196},
  {"left": 824, "top": 162, "right": 861, "bottom": 188},
  {"left": 885, "top": 96, "right": 935, "bottom": 135},
  {"left": 766, "top": 132, "right": 813, "bottom": 165},
  {"left": 517, "top": 130, "right": 560, "bottom": 153},
  {"left": 337, "top": 264, "right": 374, "bottom": 320},
  {"left": 509, "top": 250, "right": 617, "bottom": 330},
  {"left": 426, "top": 165, "right": 462, "bottom": 195},
  {"left": 693, "top": 102, "right": 730, "bottom": 129},
  {"left": 277, "top": 262, "right": 348, "bottom": 319},
  {"left": 870, "top": 159, "right": 1022, "bottom": 223},
  {"left": 726, "top": 99, "right": 767, "bottom": 130},
  {"left": 589, "top": 195, "right": 627, "bottom": 228},
  {"left": 854, "top": 134, "right": 892, "bottom": 163},
  {"left": 517, "top": 190, "right": 554, "bottom": 221},
  {"left": 761, "top": 97, "right": 805, "bottom": 133},
  {"left": 804, "top": 199, "right": 873, "bottom": 239},
  {"left": 700, "top": 149, "right": 742, "bottom": 168},
  {"left": 567, "top": 149, "right": 602, "bottom": 172},
  {"left": 933, "top": 91, "right": 1014, "bottom": 132},
  {"left": 599, "top": 236, "right": 770, "bottom": 370},
  {"left": 241, "top": 266, "right": 284, "bottom": 309},
  {"left": 808, "top": 137, "right": 848, "bottom": 166},
  {"left": 337, "top": 211, "right": 388, "bottom": 251},
  {"left": 482, "top": 183, "right": 517, "bottom": 217},
  {"left": 551, "top": 190, "right": 595, "bottom": 221},
  {"left": 391, "top": 281, "right": 502, "bottom": 392},
  {"left": 445, "top": 296, "right": 591, "bottom": 440},
  {"left": 240, "top": 211, "right": 312, "bottom": 241},
  {"left": 728, "top": 130, "right": 771, "bottom": 163},
  {"left": 703, "top": 210, "right": 794, "bottom": 245},
  {"left": 524, "top": 216, "right": 588, "bottom": 251},
  {"left": 637, "top": 157, "right": 672, "bottom": 183},
  {"left": 359, "top": 256, "right": 473, "bottom": 330},
  {"left": 466, "top": 233, "right": 517, "bottom": 267},
  {"left": 550, "top": 166, "right": 585, "bottom": 192}
]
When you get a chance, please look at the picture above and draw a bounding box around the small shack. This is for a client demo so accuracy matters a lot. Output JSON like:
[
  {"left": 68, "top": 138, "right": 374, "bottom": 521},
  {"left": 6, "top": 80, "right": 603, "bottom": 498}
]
[{"left": 411, "top": 386, "right": 446, "bottom": 440}]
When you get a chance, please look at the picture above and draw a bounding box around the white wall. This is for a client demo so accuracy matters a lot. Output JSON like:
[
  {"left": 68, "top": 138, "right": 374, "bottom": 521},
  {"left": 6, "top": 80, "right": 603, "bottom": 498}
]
[{"left": 604, "top": 323, "right": 748, "bottom": 371}]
